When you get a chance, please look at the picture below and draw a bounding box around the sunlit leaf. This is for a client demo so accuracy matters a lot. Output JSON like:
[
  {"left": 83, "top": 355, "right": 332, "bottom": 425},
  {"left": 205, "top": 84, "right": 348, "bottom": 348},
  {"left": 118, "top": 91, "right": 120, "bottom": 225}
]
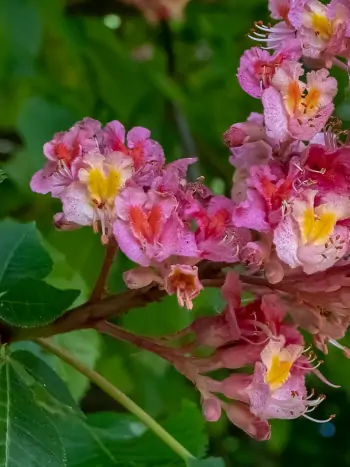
[
  {"left": 59, "top": 401, "right": 207, "bottom": 466},
  {"left": 11, "top": 350, "right": 78, "bottom": 410},
  {"left": 50, "top": 330, "right": 102, "bottom": 401},
  {"left": 0, "top": 352, "right": 66, "bottom": 467},
  {"left": 0, "top": 278, "right": 79, "bottom": 327}
]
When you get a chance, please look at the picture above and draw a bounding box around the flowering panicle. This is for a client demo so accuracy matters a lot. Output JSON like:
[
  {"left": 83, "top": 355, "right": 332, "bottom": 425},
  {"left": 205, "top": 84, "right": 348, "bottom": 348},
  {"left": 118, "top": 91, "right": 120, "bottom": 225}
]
[{"left": 31, "top": 0, "right": 350, "bottom": 440}]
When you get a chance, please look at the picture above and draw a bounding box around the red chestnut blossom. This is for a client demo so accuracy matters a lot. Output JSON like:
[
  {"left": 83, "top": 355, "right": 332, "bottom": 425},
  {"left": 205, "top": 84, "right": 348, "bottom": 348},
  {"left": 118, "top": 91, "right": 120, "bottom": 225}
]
[
  {"left": 262, "top": 65, "right": 337, "bottom": 142},
  {"left": 114, "top": 187, "right": 199, "bottom": 266},
  {"left": 30, "top": 118, "right": 101, "bottom": 197},
  {"left": 194, "top": 196, "right": 250, "bottom": 262},
  {"left": 164, "top": 264, "right": 203, "bottom": 310},
  {"left": 100, "top": 121, "right": 165, "bottom": 186},
  {"left": 31, "top": 0, "right": 350, "bottom": 440},
  {"left": 237, "top": 46, "right": 301, "bottom": 99}
]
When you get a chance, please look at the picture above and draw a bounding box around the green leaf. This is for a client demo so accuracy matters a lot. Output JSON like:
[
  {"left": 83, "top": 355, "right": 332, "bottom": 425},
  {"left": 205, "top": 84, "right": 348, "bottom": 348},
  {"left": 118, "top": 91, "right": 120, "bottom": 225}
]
[
  {"left": 11, "top": 350, "right": 78, "bottom": 410},
  {"left": 0, "top": 354, "right": 66, "bottom": 467},
  {"left": 0, "top": 220, "right": 52, "bottom": 291},
  {"left": 45, "top": 228, "right": 104, "bottom": 291},
  {"left": 0, "top": 278, "right": 79, "bottom": 327},
  {"left": 189, "top": 458, "right": 225, "bottom": 467},
  {"left": 59, "top": 401, "right": 207, "bottom": 466},
  {"left": 50, "top": 330, "right": 102, "bottom": 401},
  {"left": 0, "top": 170, "right": 7, "bottom": 184}
]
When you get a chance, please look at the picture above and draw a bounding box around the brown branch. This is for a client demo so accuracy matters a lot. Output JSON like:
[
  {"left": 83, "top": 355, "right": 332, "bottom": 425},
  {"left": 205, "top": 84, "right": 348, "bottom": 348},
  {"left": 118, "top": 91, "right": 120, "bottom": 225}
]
[
  {"left": 10, "top": 283, "right": 166, "bottom": 343},
  {"left": 4, "top": 261, "right": 272, "bottom": 344}
]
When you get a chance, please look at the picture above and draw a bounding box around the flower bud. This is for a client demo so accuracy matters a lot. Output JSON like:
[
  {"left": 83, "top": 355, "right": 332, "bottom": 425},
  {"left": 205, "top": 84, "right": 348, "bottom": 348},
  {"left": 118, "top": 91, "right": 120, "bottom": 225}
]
[
  {"left": 265, "top": 259, "right": 284, "bottom": 284},
  {"left": 241, "top": 240, "right": 270, "bottom": 268},
  {"left": 223, "top": 122, "right": 265, "bottom": 148},
  {"left": 202, "top": 397, "right": 222, "bottom": 422},
  {"left": 123, "top": 267, "right": 162, "bottom": 289},
  {"left": 224, "top": 402, "right": 271, "bottom": 440}
]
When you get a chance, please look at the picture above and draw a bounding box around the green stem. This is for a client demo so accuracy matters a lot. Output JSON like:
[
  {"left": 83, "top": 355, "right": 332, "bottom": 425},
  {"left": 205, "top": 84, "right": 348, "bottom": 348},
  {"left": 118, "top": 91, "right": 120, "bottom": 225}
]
[{"left": 35, "top": 337, "right": 195, "bottom": 463}]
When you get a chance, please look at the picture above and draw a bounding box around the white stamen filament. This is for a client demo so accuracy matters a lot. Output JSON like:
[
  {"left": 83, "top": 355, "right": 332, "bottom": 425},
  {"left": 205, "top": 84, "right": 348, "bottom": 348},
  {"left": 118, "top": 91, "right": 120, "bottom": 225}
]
[
  {"left": 303, "top": 414, "right": 335, "bottom": 423},
  {"left": 313, "top": 369, "right": 341, "bottom": 388},
  {"left": 248, "top": 34, "right": 293, "bottom": 43},
  {"left": 329, "top": 338, "right": 346, "bottom": 351}
]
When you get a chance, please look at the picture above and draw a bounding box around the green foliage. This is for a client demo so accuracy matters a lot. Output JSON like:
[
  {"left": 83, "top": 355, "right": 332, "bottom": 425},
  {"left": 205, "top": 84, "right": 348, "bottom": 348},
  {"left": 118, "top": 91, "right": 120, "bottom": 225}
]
[
  {"left": 1, "top": 0, "right": 349, "bottom": 466},
  {"left": 189, "top": 458, "right": 225, "bottom": 467},
  {"left": 12, "top": 349, "right": 78, "bottom": 409},
  {"left": 0, "top": 220, "right": 52, "bottom": 291},
  {"left": 60, "top": 402, "right": 207, "bottom": 466},
  {"left": 0, "top": 170, "right": 7, "bottom": 184},
  {"left": 50, "top": 330, "right": 103, "bottom": 401},
  {"left": 0, "top": 349, "right": 67, "bottom": 467},
  {"left": 0, "top": 278, "right": 79, "bottom": 327}
]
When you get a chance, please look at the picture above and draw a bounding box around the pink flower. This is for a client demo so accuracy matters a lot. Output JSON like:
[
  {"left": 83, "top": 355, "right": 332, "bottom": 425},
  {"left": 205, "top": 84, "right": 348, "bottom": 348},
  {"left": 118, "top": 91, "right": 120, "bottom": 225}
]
[
  {"left": 237, "top": 46, "right": 300, "bottom": 99},
  {"left": 30, "top": 118, "right": 101, "bottom": 197},
  {"left": 233, "top": 188, "right": 271, "bottom": 232},
  {"left": 301, "top": 144, "right": 350, "bottom": 195},
  {"left": 274, "top": 190, "right": 350, "bottom": 273},
  {"left": 263, "top": 66, "right": 337, "bottom": 142},
  {"left": 151, "top": 158, "right": 197, "bottom": 196},
  {"left": 113, "top": 187, "right": 199, "bottom": 266},
  {"left": 268, "top": 0, "right": 292, "bottom": 21},
  {"left": 194, "top": 196, "right": 250, "bottom": 262},
  {"left": 248, "top": 20, "right": 299, "bottom": 53},
  {"left": 123, "top": 263, "right": 203, "bottom": 309},
  {"left": 250, "top": 163, "right": 296, "bottom": 227},
  {"left": 100, "top": 121, "right": 165, "bottom": 186},
  {"left": 61, "top": 151, "right": 133, "bottom": 242},
  {"left": 229, "top": 140, "right": 273, "bottom": 172},
  {"left": 289, "top": 0, "right": 350, "bottom": 63},
  {"left": 248, "top": 362, "right": 312, "bottom": 420},
  {"left": 164, "top": 264, "right": 203, "bottom": 310},
  {"left": 241, "top": 238, "right": 272, "bottom": 269}
]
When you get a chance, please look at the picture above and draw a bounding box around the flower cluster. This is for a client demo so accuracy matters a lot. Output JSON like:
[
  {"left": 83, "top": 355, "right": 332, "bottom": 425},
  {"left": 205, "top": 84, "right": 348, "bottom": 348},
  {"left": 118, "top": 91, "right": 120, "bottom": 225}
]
[
  {"left": 31, "top": 118, "right": 248, "bottom": 310},
  {"left": 150, "top": 272, "right": 335, "bottom": 440},
  {"left": 31, "top": 0, "right": 350, "bottom": 441},
  {"left": 247, "top": 0, "right": 350, "bottom": 69}
]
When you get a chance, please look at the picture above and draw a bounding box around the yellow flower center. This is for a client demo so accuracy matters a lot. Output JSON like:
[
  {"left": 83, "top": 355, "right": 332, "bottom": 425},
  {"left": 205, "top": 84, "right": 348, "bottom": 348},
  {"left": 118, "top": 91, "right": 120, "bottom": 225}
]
[
  {"left": 265, "top": 355, "right": 294, "bottom": 391},
  {"left": 303, "top": 87, "right": 321, "bottom": 116},
  {"left": 311, "top": 13, "right": 333, "bottom": 40},
  {"left": 87, "top": 167, "right": 122, "bottom": 208},
  {"left": 301, "top": 208, "right": 336, "bottom": 245}
]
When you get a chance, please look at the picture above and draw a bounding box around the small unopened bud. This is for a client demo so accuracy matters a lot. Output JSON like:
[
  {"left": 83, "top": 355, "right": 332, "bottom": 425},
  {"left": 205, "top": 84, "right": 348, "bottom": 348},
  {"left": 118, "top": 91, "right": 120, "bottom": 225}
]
[
  {"left": 123, "top": 267, "right": 162, "bottom": 289},
  {"left": 223, "top": 122, "right": 265, "bottom": 148},
  {"left": 224, "top": 402, "right": 271, "bottom": 441},
  {"left": 265, "top": 259, "right": 284, "bottom": 284},
  {"left": 202, "top": 397, "right": 222, "bottom": 422},
  {"left": 241, "top": 241, "right": 270, "bottom": 268}
]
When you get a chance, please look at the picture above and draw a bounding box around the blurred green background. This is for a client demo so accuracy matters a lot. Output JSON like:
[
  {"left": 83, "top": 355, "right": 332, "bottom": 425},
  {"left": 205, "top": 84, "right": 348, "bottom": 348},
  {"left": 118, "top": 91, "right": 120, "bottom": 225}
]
[{"left": 1, "top": 0, "right": 350, "bottom": 465}]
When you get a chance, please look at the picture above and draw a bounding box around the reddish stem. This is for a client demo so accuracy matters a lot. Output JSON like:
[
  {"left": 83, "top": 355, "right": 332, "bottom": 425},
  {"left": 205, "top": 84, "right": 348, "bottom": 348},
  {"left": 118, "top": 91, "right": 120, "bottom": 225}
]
[{"left": 90, "top": 240, "right": 118, "bottom": 302}]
